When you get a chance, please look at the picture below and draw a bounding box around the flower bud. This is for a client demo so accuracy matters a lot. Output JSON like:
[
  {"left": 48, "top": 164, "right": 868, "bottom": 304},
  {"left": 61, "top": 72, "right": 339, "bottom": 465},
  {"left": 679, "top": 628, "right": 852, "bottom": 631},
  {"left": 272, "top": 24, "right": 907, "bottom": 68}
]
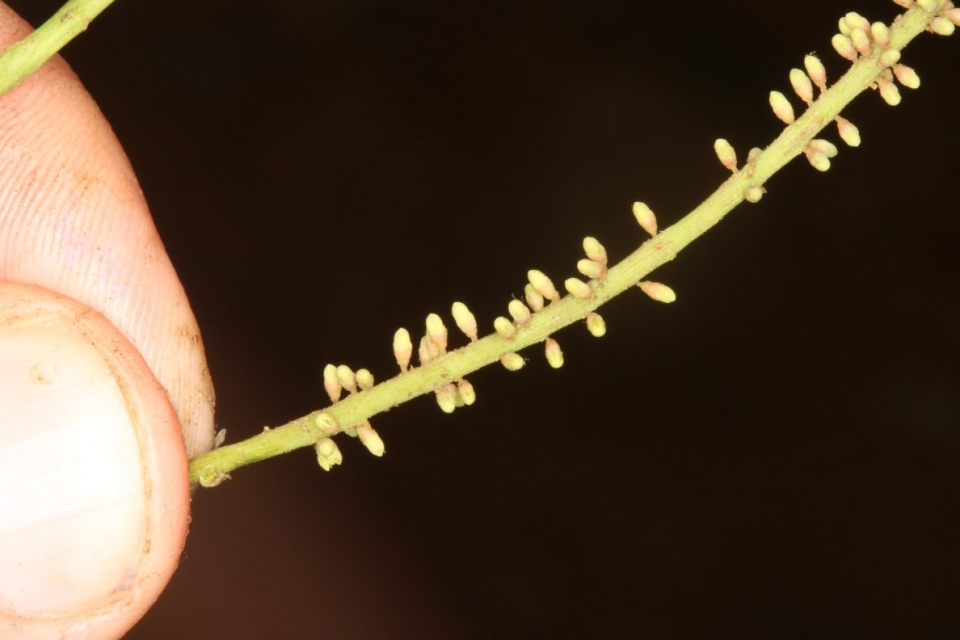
[
  {"left": 524, "top": 284, "right": 545, "bottom": 312},
  {"left": 582, "top": 236, "right": 607, "bottom": 265},
  {"left": 638, "top": 281, "right": 677, "bottom": 303},
  {"left": 804, "top": 55, "right": 827, "bottom": 90},
  {"left": 457, "top": 378, "right": 476, "bottom": 405},
  {"left": 564, "top": 277, "right": 593, "bottom": 300},
  {"left": 893, "top": 64, "right": 920, "bottom": 89},
  {"left": 743, "top": 185, "right": 764, "bottom": 203},
  {"left": 315, "top": 438, "right": 343, "bottom": 471},
  {"left": 357, "top": 421, "right": 385, "bottom": 457},
  {"left": 769, "top": 91, "right": 795, "bottom": 125},
  {"left": 508, "top": 299, "right": 532, "bottom": 325},
  {"left": 870, "top": 22, "right": 891, "bottom": 48},
  {"left": 789, "top": 68, "right": 814, "bottom": 104},
  {"left": 586, "top": 313, "right": 606, "bottom": 337},
  {"left": 831, "top": 33, "right": 858, "bottom": 61},
  {"left": 426, "top": 313, "right": 448, "bottom": 351},
  {"left": 835, "top": 117, "right": 861, "bottom": 147},
  {"left": 336, "top": 364, "right": 357, "bottom": 393},
  {"left": 323, "top": 363, "right": 342, "bottom": 402},
  {"left": 850, "top": 28, "right": 872, "bottom": 56},
  {"left": 393, "top": 328, "right": 413, "bottom": 371},
  {"left": 544, "top": 338, "right": 564, "bottom": 368},
  {"left": 435, "top": 383, "right": 457, "bottom": 413},
  {"left": 451, "top": 302, "right": 478, "bottom": 341},
  {"left": 878, "top": 78, "right": 901, "bottom": 106},
  {"left": 631, "top": 201, "right": 658, "bottom": 236},
  {"left": 500, "top": 353, "right": 525, "bottom": 371},
  {"left": 494, "top": 316, "right": 517, "bottom": 339},
  {"left": 713, "top": 138, "right": 737, "bottom": 171},
  {"left": 879, "top": 48, "right": 901, "bottom": 67},
  {"left": 577, "top": 258, "right": 605, "bottom": 280},
  {"left": 528, "top": 269, "right": 560, "bottom": 301},
  {"left": 355, "top": 368, "right": 374, "bottom": 391}
]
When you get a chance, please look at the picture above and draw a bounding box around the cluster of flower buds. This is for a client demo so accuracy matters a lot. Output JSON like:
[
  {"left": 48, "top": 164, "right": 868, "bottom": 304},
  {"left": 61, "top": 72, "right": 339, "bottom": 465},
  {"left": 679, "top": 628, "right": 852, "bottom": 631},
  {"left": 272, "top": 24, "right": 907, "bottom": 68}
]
[{"left": 323, "top": 363, "right": 375, "bottom": 403}]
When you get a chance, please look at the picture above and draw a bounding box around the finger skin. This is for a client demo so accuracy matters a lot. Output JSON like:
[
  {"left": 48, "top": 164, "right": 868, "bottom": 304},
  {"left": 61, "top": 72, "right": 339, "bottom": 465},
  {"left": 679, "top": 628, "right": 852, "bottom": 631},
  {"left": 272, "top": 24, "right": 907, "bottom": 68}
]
[
  {"left": 0, "top": 2, "right": 215, "bottom": 458},
  {"left": 0, "top": 282, "right": 190, "bottom": 639}
]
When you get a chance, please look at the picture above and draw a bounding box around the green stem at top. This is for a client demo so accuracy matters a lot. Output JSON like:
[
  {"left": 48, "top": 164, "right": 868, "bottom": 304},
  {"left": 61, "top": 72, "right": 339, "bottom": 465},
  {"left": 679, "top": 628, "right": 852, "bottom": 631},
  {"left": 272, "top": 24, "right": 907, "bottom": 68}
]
[{"left": 0, "top": 0, "right": 116, "bottom": 97}]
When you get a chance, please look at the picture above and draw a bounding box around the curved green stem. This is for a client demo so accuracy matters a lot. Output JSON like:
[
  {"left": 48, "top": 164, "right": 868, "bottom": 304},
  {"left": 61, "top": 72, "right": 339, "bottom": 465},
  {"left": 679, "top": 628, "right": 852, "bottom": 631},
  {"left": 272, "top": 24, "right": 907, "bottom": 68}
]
[
  {"left": 188, "top": 5, "right": 942, "bottom": 487},
  {"left": 0, "top": 0, "right": 116, "bottom": 97}
]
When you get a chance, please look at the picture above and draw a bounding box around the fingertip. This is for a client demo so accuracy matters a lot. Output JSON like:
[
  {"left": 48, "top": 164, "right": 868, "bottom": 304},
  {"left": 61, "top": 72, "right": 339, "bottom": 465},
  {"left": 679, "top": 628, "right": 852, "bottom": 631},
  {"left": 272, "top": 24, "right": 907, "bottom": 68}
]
[{"left": 0, "top": 282, "right": 189, "bottom": 639}]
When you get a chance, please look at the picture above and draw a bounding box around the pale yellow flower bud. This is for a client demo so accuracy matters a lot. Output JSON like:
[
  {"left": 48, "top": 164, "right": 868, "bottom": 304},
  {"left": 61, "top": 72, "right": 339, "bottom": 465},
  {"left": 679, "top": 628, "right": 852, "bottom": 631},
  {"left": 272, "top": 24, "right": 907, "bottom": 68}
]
[
  {"left": 832, "top": 33, "right": 858, "bottom": 61},
  {"left": 638, "top": 281, "right": 677, "bottom": 303},
  {"left": 789, "top": 68, "right": 813, "bottom": 104},
  {"left": 564, "top": 277, "right": 593, "bottom": 300},
  {"left": 323, "top": 363, "right": 342, "bottom": 402},
  {"left": 850, "top": 28, "right": 872, "bottom": 56},
  {"left": 880, "top": 48, "right": 901, "bottom": 67},
  {"left": 393, "top": 328, "right": 413, "bottom": 371},
  {"left": 508, "top": 299, "right": 532, "bottom": 325},
  {"left": 527, "top": 269, "right": 560, "bottom": 301},
  {"left": 494, "top": 316, "right": 516, "bottom": 339},
  {"left": 451, "top": 301, "right": 478, "bottom": 341},
  {"left": 577, "top": 258, "right": 605, "bottom": 280},
  {"left": 544, "top": 338, "right": 563, "bottom": 369},
  {"left": 744, "top": 185, "right": 764, "bottom": 203},
  {"left": 582, "top": 236, "right": 607, "bottom": 265},
  {"left": 336, "top": 364, "right": 357, "bottom": 393},
  {"left": 357, "top": 421, "right": 385, "bottom": 457},
  {"left": 769, "top": 91, "right": 795, "bottom": 124},
  {"left": 426, "top": 313, "right": 448, "bottom": 351},
  {"left": 804, "top": 55, "right": 827, "bottom": 91},
  {"left": 871, "top": 22, "right": 891, "bottom": 48},
  {"left": 435, "top": 384, "right": 457, "bottom": 413},
  {"left": 713, "top": 138, "right": 737, "bottom": 171},
  {"left": 878, "top": 78, "right": 901, "bottom": 105},
  {"left": 631, "top": 201, "right": 658, "bottom": 236},
  {"left": 893, "top": 64, "right": 920, "bottom": 89},
  {"left": 457, "top": 378, "right": 476, "bottom": 405},
  {"left": 500, "top": 353, "right": 525, "bottom": 371},
  {"left": 524, "top": 284, "right": 545, "bottom": 312},
  {"left": 586, "top": 313, "right": 606, "bottom": 337},
  {"left": 835, "top": 117, "right": 861, "bottom": 147}
]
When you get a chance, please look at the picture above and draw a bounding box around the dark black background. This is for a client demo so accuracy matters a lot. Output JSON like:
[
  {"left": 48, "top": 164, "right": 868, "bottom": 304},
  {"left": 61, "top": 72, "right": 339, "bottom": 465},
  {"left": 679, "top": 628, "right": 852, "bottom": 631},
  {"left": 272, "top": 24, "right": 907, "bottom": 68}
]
[{"left": 9, "top": 1, "right": 960, "bottom": 638}]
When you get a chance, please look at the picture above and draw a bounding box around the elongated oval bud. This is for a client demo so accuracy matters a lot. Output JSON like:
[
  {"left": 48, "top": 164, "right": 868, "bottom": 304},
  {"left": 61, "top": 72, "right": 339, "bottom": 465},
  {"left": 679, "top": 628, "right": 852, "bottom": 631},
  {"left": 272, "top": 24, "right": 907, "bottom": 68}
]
[
  {"left": 893, "top": 64, "right": 920, "bottom": 89},
  {"left": 769, "top": 91, "right": 795, "bottom": 124},
  {"left": 323, "top": 363, "right": 342, "bottom": 402},
  {"left": 457, "top": 378, "right": 476, "bottom": 405},
  {"left": 494, "top": 316, "right": 516, "bottom": 339},
  {"left": 713, "top": 138, "right": 737, "bottom": 171},
  {"left": 808, "top": 139, "right": 838, "bottom": 158},
  {"left": 393, "top": 328, "right": 413, "bottom": 371},
  {"left": 357, "top": 421, "right": 385, "bottom": 457},
  {"left": 850, "top": 28, "right": 872, "bottom": 56},
  {"left": 582, "top": 236, "right": 607, "bottom": 265},
  {"left": 527, "top": 269, "right": 560, "bottom": 301},
  {"left": 803, "top": 55, "right": 826, "bottom": 91},
  {"left": 564, "top": 277, "right": 593, "bottom": 299},
  {"left": 832, "top": 33, "right": 858, "bottom": 61},
  {"left": 436, "top": 384, "right": 457, "bottom": 413},
  {"left": 638, "top": 281, "right": 677, "bottom": 303},
  {"left": 524, "top": 284, "right": 545, "bottom": 312},
  {"left": 577, "top": 258, "right": 605, "bottom": 280},
  {"left": 426, "top": 313, "right": 448, "bottom": 350},
  {"left": 544, "top": 338, "right": 564, "bottom": 369},
  {"left": 508, "top": 299, "right": 531, "bottom": 325},
  {"left": 336, "top": 364, "right": 357, "bottom": 392},
  {"left": 836, "top": 117, "right": 861, "bottom": 147},
  {"left": 871, "top": 22, "right": 891, "bottom": 48},
  {"left": 632, "top": 201, "right": 658, "bottom": 236},
  {"left": 806, "top": 150, "right": 831, "bottom": 172},
  {"left": 451, "top": 301, "right": 478, "bottom": 341},
  {"left": 789, "top": 68, "right": 814, "bottom": 104},
  {"left": 586, "top": 313, "right": 606, "bottom": 337},
  {"left": 845, "top": 12, "right": 870, "bottom": 32},
  {"left": 878, "top": 78, "right": 901, "bottom": 106}
]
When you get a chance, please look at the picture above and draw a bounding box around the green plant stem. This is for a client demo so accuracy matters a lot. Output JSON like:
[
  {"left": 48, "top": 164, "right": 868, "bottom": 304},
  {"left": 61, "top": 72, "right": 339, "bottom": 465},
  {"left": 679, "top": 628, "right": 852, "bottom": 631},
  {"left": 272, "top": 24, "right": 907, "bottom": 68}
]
[
  {"left": 181, "top": 5, "right": 931, "bottom": 486},
  {"left": 0, "top": 0, "right": 115, "bottom": 97}
]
